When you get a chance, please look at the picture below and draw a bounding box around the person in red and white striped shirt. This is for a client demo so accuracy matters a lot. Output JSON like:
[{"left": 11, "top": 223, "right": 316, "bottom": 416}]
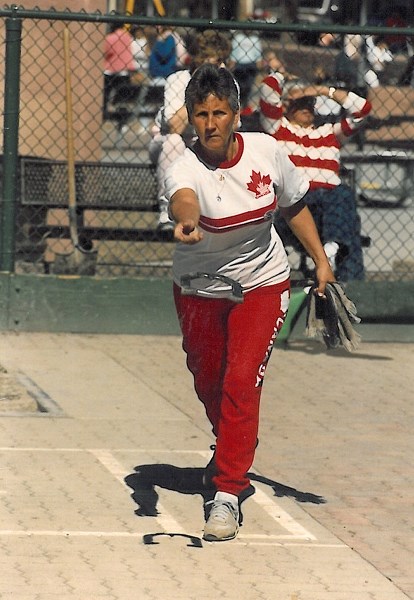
[{"left": 260, "top": 75, "right": 372, "bottom": 280}]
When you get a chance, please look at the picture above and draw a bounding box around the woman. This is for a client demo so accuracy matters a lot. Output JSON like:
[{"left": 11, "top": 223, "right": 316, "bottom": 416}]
[{"left": 165, "top": 64, "right": 334, "bottom": 542}]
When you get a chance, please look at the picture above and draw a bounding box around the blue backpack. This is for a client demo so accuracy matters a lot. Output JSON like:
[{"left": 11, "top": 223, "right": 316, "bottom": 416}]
[{"left": 149, "top": 34, "right": 177, "bottom": 78}]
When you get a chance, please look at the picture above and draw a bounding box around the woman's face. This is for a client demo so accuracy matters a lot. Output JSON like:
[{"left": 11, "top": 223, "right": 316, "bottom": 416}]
[{"left": 190, "top": 94, "right": 239, "bottom": 160}]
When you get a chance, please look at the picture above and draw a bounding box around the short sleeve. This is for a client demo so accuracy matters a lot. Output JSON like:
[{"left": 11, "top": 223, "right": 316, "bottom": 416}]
[
  {"left": 274, "top": 143, "right": 309, "bottom": 207},
  {"left": 165, "top": 152, "right": 197, "bottom": 200}
]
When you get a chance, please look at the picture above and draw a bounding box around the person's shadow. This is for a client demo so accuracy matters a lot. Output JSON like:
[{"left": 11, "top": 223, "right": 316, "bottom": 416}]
[{"left": 124, "top": 463, "right": 326, "bottom": 521}]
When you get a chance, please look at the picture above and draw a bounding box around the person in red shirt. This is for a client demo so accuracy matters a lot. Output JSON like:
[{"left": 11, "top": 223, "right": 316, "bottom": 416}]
[
  {"left": 103, "top": 22, "right": 136, "bottom": 120},
  {"left": 384, "top": 8, "right": 409, "bottom": 53}
]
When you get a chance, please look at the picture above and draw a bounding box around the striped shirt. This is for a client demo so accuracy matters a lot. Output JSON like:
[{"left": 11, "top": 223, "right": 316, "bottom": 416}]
[{"left": 260, "top": 73, "right": 372, "bottom": 189}]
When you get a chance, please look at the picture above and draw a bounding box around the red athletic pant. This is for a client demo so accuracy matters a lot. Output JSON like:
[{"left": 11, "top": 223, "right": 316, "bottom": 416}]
[{"left": 173, "top": 280, "right": 290, "bottom": 496}]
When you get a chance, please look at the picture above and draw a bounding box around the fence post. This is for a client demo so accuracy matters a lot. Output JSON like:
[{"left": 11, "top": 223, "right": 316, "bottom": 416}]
[{"left": 0, "top": 10, "right": 22, "bottom": 272}]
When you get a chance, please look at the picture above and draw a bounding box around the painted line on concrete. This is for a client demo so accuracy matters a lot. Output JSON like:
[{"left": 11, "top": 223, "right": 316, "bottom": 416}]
[
  {"left": 250, "top": 486, "right": 317, "bottom": 540},
  {"left": 0, "top": 530, "right": 346, "bottom": 548},
  {"left": 0, "top": 446, "right": 187, "bottom": 535},
  {"left": 195, "top": 449, "right": 318, "bottom": 541},
  {"left": 89, "top": 448, "right": 186, "bottom": 535},
  {"left": 236, "top": 541, "right": 347, "bottom": 547},
  {"left": 0, "top": 447, "right": 85, "bottom": 452},
  {"left": 0, "top": 447, "right": 208, "bottom": 453},
  {"left": 16, "top": 372, "right": 66, "bottom": 416},
  {"left": 0, "top": 530, "right": 143, "bottom": 537},
  {"left": 1, "top": 446, "right": 322, "bottom": 543},
  {"left": 88, "top": 449, "right": 132, "bottom": 485}
]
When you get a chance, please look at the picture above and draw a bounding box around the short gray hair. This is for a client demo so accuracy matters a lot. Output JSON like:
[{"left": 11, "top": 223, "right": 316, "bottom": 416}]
[{"left": 185, "top": 63, "right": 240, "bottom": 119}]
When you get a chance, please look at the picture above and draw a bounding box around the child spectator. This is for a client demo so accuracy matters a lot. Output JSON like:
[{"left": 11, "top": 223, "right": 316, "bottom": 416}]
[{"left": 149, "top": 25, "right": 188, "bottom": 80}]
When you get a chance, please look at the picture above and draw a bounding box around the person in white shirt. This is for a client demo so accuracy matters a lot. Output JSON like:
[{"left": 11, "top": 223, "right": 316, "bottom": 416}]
[
  {"left": 165, "top": 63, "right": 334, "bottom": 541},
  {"left": 365, "top": 34, "right": 393, "bottom": 88},
  {"left": 128, "top": 26, "right": 152, "bottom": 113},
  {"left": 149, "top": 30, "right": 232, "bottom": 233},
  {"left": 341, "top": 32, "right": 393, "bottom": 89}
]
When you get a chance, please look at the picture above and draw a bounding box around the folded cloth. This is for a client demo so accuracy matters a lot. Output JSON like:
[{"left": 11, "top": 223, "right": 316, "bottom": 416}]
[{"left": 305, "top": 282, "right": 361, "bottom": 352}]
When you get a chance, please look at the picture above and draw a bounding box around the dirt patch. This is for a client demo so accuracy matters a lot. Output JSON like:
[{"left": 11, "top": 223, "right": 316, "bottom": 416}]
[{"left": 0, "top": 365, "right": 39, "bottom": 413}]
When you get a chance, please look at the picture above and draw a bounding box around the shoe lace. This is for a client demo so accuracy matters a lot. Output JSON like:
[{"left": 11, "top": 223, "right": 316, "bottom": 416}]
[{"left": 208, "top": 500, "right": 238, "bottom": 523}]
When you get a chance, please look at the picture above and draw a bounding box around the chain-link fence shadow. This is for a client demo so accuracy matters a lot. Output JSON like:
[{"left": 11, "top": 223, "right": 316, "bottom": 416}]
[{"left": 0, "top": 8, "right": 413, "bottom": 281}]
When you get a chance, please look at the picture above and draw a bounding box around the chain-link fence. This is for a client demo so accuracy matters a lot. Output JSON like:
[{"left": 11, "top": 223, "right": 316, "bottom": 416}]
[{"left": 1, "top": 7, "right": 413, "bottom": 282}]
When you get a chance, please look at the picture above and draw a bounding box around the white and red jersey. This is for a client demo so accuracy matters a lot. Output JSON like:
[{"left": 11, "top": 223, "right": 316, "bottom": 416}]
[
  {"left": 165, "top": 131, "right": 309, "bottom": 293},
  {"left": 260, "top": 73, "right": 372, "bottom": 189}
]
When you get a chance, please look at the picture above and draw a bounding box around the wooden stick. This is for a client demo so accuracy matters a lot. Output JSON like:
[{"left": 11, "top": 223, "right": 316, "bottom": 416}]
[{"left": 63, "top": 26, "right": 79, "bottom": 248}]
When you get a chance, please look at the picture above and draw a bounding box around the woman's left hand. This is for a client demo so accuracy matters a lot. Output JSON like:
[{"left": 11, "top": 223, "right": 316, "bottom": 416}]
[{"left": 314, "top": 262, "right": 335, "bottom": 298}]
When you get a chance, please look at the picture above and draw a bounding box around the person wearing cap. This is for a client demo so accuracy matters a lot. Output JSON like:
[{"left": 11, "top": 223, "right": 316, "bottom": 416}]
[{"left": 260, "top": 76, "right": 372, "bottom": 280}]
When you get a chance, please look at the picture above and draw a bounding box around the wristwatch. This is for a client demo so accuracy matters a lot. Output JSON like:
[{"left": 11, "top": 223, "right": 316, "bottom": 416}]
[{"left": 328, "top": 86, "right": 336, "bottom": 99}]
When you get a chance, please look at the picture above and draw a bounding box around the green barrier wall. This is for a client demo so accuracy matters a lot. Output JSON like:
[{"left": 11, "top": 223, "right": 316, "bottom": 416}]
[
  {"left": 0, "top": 273, "right": 179, "bottom": 334},
  {"left": 0, "top": 273, "right": 413, "bottom": 335}
]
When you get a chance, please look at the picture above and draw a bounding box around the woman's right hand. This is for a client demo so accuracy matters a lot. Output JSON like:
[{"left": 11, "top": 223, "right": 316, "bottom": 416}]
[{"left": 174, "top": 220, "right": 204, "bottom": 244}]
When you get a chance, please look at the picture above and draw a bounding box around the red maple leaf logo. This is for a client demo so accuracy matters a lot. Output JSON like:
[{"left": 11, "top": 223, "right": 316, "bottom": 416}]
[{"left": 246, "top": 171, "right": 271, "bottom": 198}]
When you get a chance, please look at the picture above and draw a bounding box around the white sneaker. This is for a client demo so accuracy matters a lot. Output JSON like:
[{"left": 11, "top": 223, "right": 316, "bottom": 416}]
[{"left": 203, "top": 492, "right": 239, "bottom": 542}]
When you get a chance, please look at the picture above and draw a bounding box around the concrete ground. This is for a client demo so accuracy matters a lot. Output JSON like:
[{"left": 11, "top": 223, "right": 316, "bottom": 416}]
[{"left": 0, "top": 328, "right": 413, "bottom": 600}]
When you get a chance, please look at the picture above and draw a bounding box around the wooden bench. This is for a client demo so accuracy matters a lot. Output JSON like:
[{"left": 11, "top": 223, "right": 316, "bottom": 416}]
[
  {"left": 341, "top": 151, "right": 414, "bottom": 208},
  {"left": 19, "top": 157, "right": 172, "bottom": 244},
  {"left": 364, "top": 85, "right": 414, "bottom": 148},
  {"left": 105, "top": 80, "right": 165, "bottom": 131}
]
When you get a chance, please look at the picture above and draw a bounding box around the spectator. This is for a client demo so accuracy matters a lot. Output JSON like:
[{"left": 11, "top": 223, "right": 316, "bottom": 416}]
[
  {"left": 260, "top": 76, "right": 372, "bottom": 281},
  {"left": 172, "top": 28, "right": 190, "bottom": 70},
  {"left": 364, "top": 35, "right": 393, "bottom": 88},
  {"left": 103, "top": 22, "right": 136, "bottom": 120},
  {"left": 331, "top": 31, "right": 393, "bottom": 92},
  {"left": 228, "top": 29, "right": 263, "bottom": 113},
  {"left": 384, "top": 7, "right": 409, "bottom": 54},
  {"left": 336, "top": 31, "right": 363, "bottom": 89},
  {"left": 165, "top": 63, "right": 333, "bottom": 541},
  {"left": 128, "top": 26, "right": 152, "bottom": 113},
  {"left": 148, "top": 25, "right": 189, "bottom": 80},
  {"left": 131, "top": 25, "right": 151, "bottom": 80},
  {"left": 149, "top": 30, "right": 232, "bottom": 233}
]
